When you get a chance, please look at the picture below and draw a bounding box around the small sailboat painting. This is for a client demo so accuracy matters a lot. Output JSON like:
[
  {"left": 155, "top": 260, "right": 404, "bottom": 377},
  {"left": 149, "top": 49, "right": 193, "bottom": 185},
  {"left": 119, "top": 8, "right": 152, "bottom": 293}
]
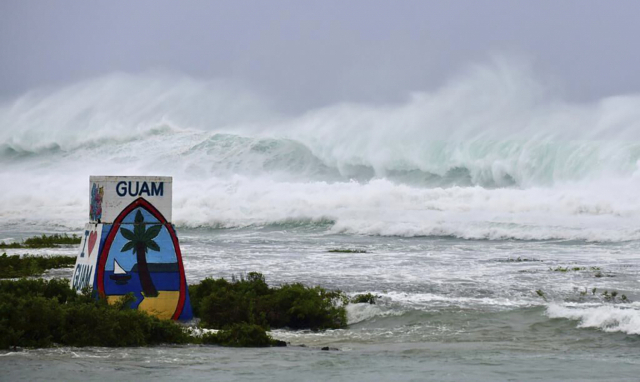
[{"left": 109, "top": 259, "right": 131, "bottom": 285}]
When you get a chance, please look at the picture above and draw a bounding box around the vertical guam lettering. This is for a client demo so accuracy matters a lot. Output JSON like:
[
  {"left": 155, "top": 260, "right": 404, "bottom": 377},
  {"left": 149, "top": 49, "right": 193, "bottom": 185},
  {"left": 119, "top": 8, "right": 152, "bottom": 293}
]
[{"left": 72, "top": 264, "right": 93, "bottom": 291}]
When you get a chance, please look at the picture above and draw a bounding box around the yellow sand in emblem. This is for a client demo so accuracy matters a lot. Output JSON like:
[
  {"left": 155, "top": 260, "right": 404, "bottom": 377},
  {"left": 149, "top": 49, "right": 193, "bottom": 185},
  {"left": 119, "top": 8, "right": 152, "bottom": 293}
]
[{"left": 107, "top": 291, "right": 180, "bottom": 320}]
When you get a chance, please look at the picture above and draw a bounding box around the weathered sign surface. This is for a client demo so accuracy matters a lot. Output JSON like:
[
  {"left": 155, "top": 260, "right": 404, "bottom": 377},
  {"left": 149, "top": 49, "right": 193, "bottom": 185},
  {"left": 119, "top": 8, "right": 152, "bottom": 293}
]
[
  {"left": 90, "top": 176, "right": 172, "bottom": 223},
  {"left": 70, "top": 223, "right": 102, "bottom": 292},
  {"left": 71, "top": 176, "right": 193, "bottom": 321}
]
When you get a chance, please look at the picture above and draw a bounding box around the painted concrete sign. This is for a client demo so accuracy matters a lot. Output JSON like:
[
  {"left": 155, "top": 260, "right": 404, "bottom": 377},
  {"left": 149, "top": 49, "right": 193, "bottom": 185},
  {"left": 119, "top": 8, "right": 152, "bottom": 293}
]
[
  {"left": 90, "top": 176, "right": 172, "bottom": 223},
  {"left": 70, "top": 224, "right": 101, "bottom": 293},
  {"left": 72, "top": 176, "right": 193, "bottom": 321}
]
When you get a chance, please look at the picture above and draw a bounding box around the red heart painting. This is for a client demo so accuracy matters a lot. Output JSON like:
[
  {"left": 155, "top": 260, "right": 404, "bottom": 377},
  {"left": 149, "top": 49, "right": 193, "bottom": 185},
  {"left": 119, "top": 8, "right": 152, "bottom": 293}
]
[{"left": 87, "top": 231, "right": 97, "bottom": 257}]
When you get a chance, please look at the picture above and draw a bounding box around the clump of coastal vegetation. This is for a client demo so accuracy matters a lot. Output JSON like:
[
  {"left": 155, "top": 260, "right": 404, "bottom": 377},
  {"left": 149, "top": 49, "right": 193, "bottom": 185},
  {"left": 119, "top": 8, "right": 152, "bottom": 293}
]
[
  {"left": 0, "top": 234, "right": 81, "bottom": 249},
  {"left": 534, "top": 287, "right": 631, "bottom": 303},
  {"left": 201, "top": 324, "right": 286, "bottom": 347},
  {"left": 550, "top": 266, "right": 601, "bottom": 272},
  {"left": 327, "top": 248, "right": 367, "bottom": 253},
  {"left": 189, "top": 272, "right": 348, "bottom": 331},
  {"left": 593, "top": 288, "right": 630, "bottom": 302},
  {"left": 548, "top": 265, "right": 613, "bottom": 278},
  {"left": 499, "top": 257, "right": 543, "bottom": 263},
  {"left": 0, "top": 272, "right": 351, "bottom": 350},
  {"left": 0, "top": 278, "right": 192, "bottom": 349},
  {"left": 350, "top": 293, "right": 379, "bottom": 304},
  {"left": 0, "top": 278, "right": 294, "bottom": 350},
  {"left": 0, "top": 254, "right": 76, "bottom": 278}
]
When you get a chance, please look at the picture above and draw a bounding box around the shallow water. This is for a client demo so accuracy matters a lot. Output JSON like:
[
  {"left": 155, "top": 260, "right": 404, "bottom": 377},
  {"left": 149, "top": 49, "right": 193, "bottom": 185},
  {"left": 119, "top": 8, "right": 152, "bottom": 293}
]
[
  {"left": 2, "top": 228, "right": 640, "bottom": 381},
  {"left": 3, "top": 340, "right": 640, "bottom": 382},
  {"left": 2, "top": 68, "right": 640, "bottom": 380}
]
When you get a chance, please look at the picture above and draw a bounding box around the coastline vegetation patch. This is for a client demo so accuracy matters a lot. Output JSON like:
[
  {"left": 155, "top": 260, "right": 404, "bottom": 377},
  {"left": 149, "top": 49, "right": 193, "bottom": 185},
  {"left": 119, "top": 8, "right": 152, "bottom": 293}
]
[
  {"left": 201, "top": 323, "right": 286, "bottom": 347},
  {"left": 0, "top": 234, "right": 81, "bottom": 249},
  {"left": 0, "top": 254, "right": 76, "bottom": 278},
  {"left": 327, "top": 248, "right": 367, "bottom": 253},
  {"left": 0, "top": 278, "right": 290, "bottom": 349},
  {"left": 498, "top": 257, "right": 543, "bottom": 262},
  {"left": 0, "top": 272, "right": 351, "bottom": 349},
  {"left": 350, "top": 293, "right": 379, "bottom": 304},
  {"left": 0, "top": 279, "right": 191, "bottom": 349},
  {"left": 550, "top": 266, "right": 601, "bottom": 272},
  {"left": 534, "top": 287, "right": 631, "bottom": 303},
  {"left": 189, "top": 272, "right": 348, "bottom": 331}
]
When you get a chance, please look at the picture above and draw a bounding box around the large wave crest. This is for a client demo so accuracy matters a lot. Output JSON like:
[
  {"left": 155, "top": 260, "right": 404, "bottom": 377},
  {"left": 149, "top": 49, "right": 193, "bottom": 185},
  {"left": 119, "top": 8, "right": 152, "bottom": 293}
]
[{"left": 2, "top": 58, "right": 640, "bottom": 239}]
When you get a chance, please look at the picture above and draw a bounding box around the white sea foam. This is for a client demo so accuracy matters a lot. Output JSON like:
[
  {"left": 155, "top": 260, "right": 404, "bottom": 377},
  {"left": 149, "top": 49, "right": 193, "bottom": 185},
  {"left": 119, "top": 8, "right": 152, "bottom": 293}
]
[
  {"left": 0, "top": 72, "right": 276, "bottom": 153},
  {"left": 346, "top": 303, "right": 383, "bottom": 324},
  {"left": 546, "top": 303, "right": 640, "bottom": 335},
  {"left": 2, "top": 171, "right": 639, "bottom": 241},
  {"left": 345, "top": 302, "right": 405, "bottom": 324},
  {"left": 381, "top": 291, "right": 532, "bottom": 309},
  {"left": 2, "top": 59, "right": 640, "bottom": 240}
]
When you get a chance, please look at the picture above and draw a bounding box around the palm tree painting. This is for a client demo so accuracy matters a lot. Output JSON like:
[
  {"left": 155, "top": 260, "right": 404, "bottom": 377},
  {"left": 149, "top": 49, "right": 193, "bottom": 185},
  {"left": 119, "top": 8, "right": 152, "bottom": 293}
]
[{"left": 119, "top": 210, "right": 162, "bottom": 297}]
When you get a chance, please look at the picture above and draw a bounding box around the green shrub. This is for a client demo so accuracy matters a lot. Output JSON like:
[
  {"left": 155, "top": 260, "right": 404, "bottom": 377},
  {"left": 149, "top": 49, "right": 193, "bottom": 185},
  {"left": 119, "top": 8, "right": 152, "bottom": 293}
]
[
  {"left": 0, "top": 278, "right": 77, "bottom": 302},
  {"left": 0, "top": 274, "right": 347, "bottom": 349},
  {"left": 261, "top": 284, "right": 346, "bottom": 330},
  {"left": 0, "top": 253, "right": 76, "bottom": 278},
  {"left": 0, "top": 234, "right": 81, "bottom": 249},
  {"left": 24, "top": 234, "right": 81, "bottom": 247},
  {"left": 0, "top": 293, "right": 64, "bottom": 348},
  {"left": 190, "top": 272, "right": 347, "bottom": 331},
  {"left": 59, "top": 293, "right": 191, "bottom": 347},
  {"left": 351, "top": 293, "right": 378, "bottom": 304},
  {"left": 0, "top": 242, "right": 22, "bottom": 249},
  {"left": 0, "top": 279, "right": 192, "bottom": 349},
  {"left": 201, "top": 323, "right": 286, "bottom": 347}
]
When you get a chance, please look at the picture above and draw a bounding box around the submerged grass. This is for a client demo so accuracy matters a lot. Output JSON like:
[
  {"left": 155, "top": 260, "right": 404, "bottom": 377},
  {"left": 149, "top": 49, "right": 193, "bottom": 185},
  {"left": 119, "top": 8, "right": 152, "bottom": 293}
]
[
  {"left": 499, "top": 257, "right": 543, "bottom": 263},
  {"left": 550, "top": 266, "right": 601, "bottom": 272},
  {"left": 536, "top": 286, "right": 632, "bottom": 304},
  {"left": 0, "top": 234, "right": 81, "bottom": 249},
  {"left": 327, "top": 249, "right": 367, "bottom": 253},
  {"left": 599, "top": 289, "right": 630, "bottom": 302},
  {"left": 0, "top": 253, "right": 76, "bottom": 278}
]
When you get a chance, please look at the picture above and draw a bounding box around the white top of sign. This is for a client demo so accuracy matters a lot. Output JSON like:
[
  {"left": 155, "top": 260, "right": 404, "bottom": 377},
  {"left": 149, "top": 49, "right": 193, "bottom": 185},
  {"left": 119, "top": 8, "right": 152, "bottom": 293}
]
[{"left": 89, "top": 176, "right": 173, "bottom": 223}]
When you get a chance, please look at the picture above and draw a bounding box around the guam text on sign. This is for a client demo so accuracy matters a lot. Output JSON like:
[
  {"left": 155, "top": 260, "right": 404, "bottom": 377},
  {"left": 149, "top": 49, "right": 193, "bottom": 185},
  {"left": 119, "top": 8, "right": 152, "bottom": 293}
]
[{"left": 90, "top": 176, "right": 172, "bottom": 223}]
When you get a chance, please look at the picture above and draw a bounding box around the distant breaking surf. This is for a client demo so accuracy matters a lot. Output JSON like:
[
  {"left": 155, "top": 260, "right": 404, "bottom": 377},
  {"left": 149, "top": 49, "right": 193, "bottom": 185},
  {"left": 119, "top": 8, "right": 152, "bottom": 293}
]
[{"left": 1, "top": 58, "right": 640, "bottom": 241}]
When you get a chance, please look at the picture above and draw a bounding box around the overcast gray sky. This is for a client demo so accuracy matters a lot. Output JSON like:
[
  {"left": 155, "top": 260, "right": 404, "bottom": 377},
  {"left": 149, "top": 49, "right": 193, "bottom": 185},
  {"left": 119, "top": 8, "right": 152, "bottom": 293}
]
[{"left": 1, "top": 1, "right": 639, "bottom": 112}]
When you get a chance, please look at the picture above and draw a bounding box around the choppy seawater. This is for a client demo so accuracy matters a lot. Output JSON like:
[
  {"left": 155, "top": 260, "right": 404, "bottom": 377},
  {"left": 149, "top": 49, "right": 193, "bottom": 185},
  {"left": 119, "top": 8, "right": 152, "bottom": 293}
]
[
  {"left": 3, "top": 67, "right": 640, "bottom": 380},
  {"left": 2, "top": 227, "right": 640, "bottom": 381}
]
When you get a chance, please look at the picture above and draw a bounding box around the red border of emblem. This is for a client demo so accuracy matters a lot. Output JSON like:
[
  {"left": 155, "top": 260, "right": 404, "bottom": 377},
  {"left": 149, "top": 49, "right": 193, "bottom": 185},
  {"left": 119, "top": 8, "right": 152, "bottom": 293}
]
[{"left": 96, "top": 197, "right": 187, "bottom": 320}]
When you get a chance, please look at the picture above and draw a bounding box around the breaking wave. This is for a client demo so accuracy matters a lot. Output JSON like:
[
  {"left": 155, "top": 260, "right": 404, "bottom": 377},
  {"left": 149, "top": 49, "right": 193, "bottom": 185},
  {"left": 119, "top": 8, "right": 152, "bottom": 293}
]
[
  {"left": 546, "top": 303, "right": 640, "bottom": 335},
  {"left": 2, "top": 58, "right": 640, "bottom": 240}
]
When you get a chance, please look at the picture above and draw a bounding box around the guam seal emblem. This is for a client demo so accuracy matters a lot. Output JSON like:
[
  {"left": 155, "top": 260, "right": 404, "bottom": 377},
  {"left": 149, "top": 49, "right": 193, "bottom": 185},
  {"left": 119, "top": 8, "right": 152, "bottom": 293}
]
[{"left": 96, "top": 198, "right": 191, "bottom": 320}]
